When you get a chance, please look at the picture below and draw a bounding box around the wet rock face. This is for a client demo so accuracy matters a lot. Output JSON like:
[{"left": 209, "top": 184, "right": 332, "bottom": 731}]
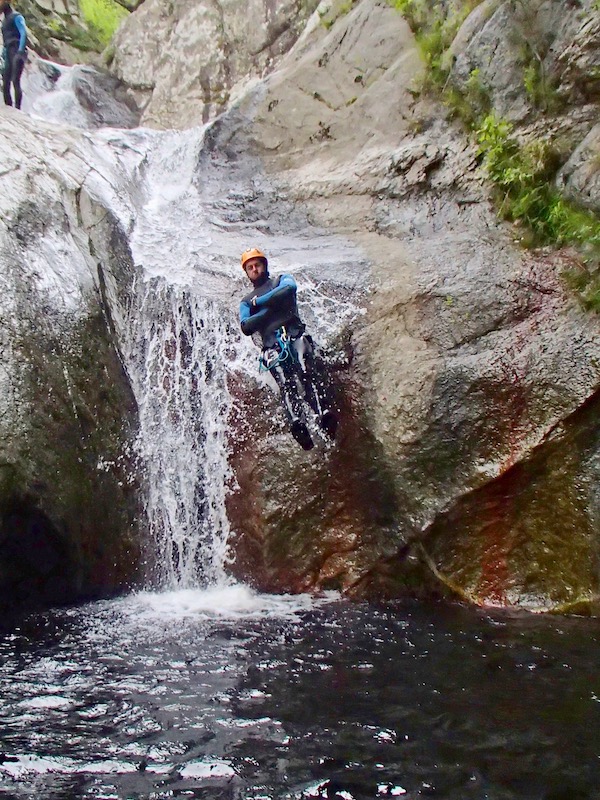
[
  {"left": 4, "top": 0, "right": 600, "bottom": 615},
  {"left": 424, "top": 389, "right": 600, "bottom": 615},
  {"left": 0, "top": 111, "right": 141, "bottom": 613},
  {"left": 108, "top": 0, "right": 320, "bottom": 129},
  {"left": 225, "top": 374, "right": 410, "bottom": 595},
  {"left": 208, "top": 0, "right": 600, "bottom": 612},
  {"left": 0, "top": 308, "right": 140, "bottom": 613},
  {"left": 70, "top": 66, "right": 141, "bottom": 128}
]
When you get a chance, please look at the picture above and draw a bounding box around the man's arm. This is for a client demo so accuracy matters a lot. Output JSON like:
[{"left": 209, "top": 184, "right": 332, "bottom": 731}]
[
  {"left": 252, "top": 274, "right": 296, "bottom": 311},
  {"left": 15, "top": 14, "right": 26, "bottom": 51},
  {"left": 239, "top": 299, "right": 269, "bottom": 336}
]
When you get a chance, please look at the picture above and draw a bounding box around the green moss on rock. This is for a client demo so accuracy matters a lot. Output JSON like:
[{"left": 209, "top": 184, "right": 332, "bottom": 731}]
[
  {"left": 15, "top": 0, "right": 129, "bottom": 59},
  {"left": 0, "top": 304, "right": 141, "bottom": 613}
]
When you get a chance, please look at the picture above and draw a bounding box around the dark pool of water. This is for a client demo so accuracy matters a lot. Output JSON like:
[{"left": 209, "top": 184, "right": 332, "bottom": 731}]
[{"left": 0, "top": 588, "right": 598, "bottom": 800}]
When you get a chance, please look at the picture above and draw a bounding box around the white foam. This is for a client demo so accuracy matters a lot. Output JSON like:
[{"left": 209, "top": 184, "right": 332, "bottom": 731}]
[
  {"left": 18, "top": 696, "right": 72, "bottom": 711},
  {"left": 122, "top": 585, "right": 338, "bottom": 620},
  {"left": 179, "top": 759, "right": 236, "bottom": 779}
]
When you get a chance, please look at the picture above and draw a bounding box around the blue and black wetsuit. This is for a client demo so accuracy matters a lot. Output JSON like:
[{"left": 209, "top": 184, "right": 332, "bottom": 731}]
[
  {"left": 2, "top": 4, "right": 27, "bottom": 109},
  {"left": 240, "top": 274, "right": 305, "bottom": 347},
  {"left": 239, "top": 272, "right": 337, "bottom": 447}
]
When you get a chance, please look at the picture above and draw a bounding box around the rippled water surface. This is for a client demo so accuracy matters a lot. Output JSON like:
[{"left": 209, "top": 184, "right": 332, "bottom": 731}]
[{"left": 0, "top": 588, "right": 599, "bottom": 800}]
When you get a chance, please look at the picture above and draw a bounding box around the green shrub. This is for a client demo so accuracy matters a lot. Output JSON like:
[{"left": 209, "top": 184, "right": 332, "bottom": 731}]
[
  {"left": 522, "top": 57, "right": 562, "bottom": 112},
  {"left": 388, "top": 0, "right": 600, "bottom": 311},
  {"left": 476, "top": 113, "right": 600, "bottom": 311},
  {"left": 444, "top": 67, "right": 491, "bottom": 127},
  {"left": 564, "top": 267, "right": 600, "bottom": 313},
  {"left": 319, "top": 0, "right": 358, "bottom": 29},
  {"left": 475, "top": 115, "right": 599, "bottom": 247},
  {"left": 391, "top": 0, "right": 482, "bottom": 90},
  {"left": 78, "top": 0, "right": 128, "bottom": 47}
]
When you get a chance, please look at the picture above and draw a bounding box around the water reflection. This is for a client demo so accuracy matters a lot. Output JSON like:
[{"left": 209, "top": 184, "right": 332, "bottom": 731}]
[{"left": 0, "top": 591, "right": 599, "bottom": 799}]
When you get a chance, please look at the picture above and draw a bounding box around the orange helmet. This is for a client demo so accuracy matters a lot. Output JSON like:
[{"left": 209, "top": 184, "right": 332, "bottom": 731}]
[{"left": 241, "top": 248, "right": 268, "bottom": 271}]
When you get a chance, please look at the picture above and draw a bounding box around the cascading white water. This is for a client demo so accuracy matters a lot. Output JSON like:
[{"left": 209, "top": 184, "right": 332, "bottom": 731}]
[
  {"left": 92, "top": 124, "right": 252, "bottom": 590},
  {"left": 24, "top": 63, "right": 90, "bottom": 127},
  {"left": 82, "top": 117, "right": 367, "bottom": 592},
  {"left": 24, "top": 59, "right": 366, "bottom": 593},
  {"left": 125, "top": 278, "right": 236, "bottom": 588}
]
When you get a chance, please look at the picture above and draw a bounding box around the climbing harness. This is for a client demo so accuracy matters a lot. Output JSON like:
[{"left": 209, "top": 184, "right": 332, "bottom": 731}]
[{"left": 259, "top": 326, "right": 298, "bottom": 372}]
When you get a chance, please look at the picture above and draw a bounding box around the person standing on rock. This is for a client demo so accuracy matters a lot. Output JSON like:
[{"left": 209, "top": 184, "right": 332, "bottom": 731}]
[
  {"left": 1, "top": 0, "right": 27, "bottom": 110},
  {"left": 239, "top": 247, "right": 338, "bottom": 451}
]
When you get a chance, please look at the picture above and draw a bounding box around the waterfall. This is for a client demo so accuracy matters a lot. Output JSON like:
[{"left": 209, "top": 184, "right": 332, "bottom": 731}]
[
  {"left": 24, "top": 60, "right": 366, "bottom": 593},
  {"left": 125, "top": 279, "right": 236, "bottom": 588},
  {"left": 90, "top": 124, "right": 252, "bottom": 590}
]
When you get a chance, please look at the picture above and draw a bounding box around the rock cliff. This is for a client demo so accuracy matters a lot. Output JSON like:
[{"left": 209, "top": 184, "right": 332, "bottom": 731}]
[
  {"left": 18, "top": 0, "right": 129, "bottom": 63},
  {"left": 108, "top": 0, "right": 321, "bottom": 128},
  {"left": 185, "top": 0, "right": 600, "bottom": 612},
  {"left": 0, "top": 109, "right": 141, "bottom": 612},
  {"left": 1, "top": 0, "right": 599, "bottom": 614}
]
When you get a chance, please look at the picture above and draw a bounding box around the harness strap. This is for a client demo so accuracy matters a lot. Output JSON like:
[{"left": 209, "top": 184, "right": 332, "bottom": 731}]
[{"left": 258, "top": 326, "right": 299, "bottom": 372}]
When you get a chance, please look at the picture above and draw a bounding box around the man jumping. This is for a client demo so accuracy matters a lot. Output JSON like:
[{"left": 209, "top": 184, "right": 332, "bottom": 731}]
[{"left": 238, "top": 247, "right": 337, "bottom": 450}]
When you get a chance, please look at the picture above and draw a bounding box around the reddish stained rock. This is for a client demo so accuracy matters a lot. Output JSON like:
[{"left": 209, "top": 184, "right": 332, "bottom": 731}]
[
  {"left": 422, "top": 391, "right": 600, "bottom": 613},
  {"left": 225, "top": 370, "right": 404, "bottom": 595}
]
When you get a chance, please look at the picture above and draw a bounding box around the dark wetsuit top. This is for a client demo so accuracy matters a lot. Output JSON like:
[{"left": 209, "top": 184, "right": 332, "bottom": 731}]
[
  {"left": 2, "top": 9, "right": 26, "bottom": 55},
  {"left": 239, "top": 274, "right": 305, "bottom": 349},
  {"left": 2, "top": 9, "right": 26, "bottom": 109}
]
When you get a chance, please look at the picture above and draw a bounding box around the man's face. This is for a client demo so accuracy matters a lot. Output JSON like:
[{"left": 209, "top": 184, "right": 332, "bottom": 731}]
[{"left": 244, "top": 257, "right": 267, "bottom": 283}]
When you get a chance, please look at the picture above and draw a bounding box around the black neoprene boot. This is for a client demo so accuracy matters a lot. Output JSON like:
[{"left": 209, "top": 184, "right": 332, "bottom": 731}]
[
  {"left": 319, "top": 410, "right": 338, "bottom": 440},
  {"left": 290, "top": 419, "right": 314, "bottom": 450}
]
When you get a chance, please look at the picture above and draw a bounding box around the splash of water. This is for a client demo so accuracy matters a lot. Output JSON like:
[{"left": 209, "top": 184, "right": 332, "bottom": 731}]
[
  {"left": 25, "top": 56, "right": 367, "bottom": 595},
  {"left": 124, "top": 277, "right": 236, "bottom": 589}
]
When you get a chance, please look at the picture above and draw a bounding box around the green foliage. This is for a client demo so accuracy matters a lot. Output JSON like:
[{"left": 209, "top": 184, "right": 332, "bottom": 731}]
[
  {"left": 319, "top": 0, "right": 358, "bottom": 29},
  {"left": 476, "top": 114, "right": 600, "bottom": 309},
  {"left": 523, "top": 62, "right": 538, "bottom": 102},
  {"left": 390, "top": 0, "right": 482, "bottom": 90},
  {"left": 46, "top": 18, "right": 63, "bottom": 34},
  {"left": 444, "top": 67, "right": 491, "bottom": 127},
  {"left": 522, "top": 55, "right": 562, "bottom": 112},
  {"left": 389, "top": 0, "right": 600, "bottom": 311},
  {"left": 78, "top": 0, "right": 128, "bottom": 47},
  {"left": 564, "top": 267, "right": 600, "bottom": 313},
  {"left": 390, "top": 0, "right": 428, "bottom": 29},
  {"left": 68, "top": 23, "right": 105, "bottom": 51}
]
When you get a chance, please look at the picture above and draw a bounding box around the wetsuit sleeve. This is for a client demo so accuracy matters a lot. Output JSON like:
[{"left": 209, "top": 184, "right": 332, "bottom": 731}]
[
  {"left": 252, "top": 274, "right": 297, "bottom": 310},
  {"left": 15, "top": 15, "right": 26, "bottom": 51},
  {"left": 239, "top": 299, "right": 269, "bottom": 336}
]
